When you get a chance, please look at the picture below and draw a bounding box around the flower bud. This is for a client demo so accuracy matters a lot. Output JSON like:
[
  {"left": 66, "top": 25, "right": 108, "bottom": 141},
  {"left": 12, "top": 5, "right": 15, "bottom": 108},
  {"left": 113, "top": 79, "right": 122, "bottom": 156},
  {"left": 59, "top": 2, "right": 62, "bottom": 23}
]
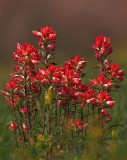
[{"left": 8, "top": 121, "right": 18, "bottom": 131}]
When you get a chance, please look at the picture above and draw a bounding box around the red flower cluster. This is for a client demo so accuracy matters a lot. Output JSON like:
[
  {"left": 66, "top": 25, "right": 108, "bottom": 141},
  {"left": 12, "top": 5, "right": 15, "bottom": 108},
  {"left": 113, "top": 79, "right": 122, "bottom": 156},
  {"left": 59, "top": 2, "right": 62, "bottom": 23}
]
[
  {"left": 92, "top": 35, "right": 112, "bottom": 61},
  {"left": 97, "top": 91, "right": 115, "bottom": 107},
  {"left": 31, "top": 55, "right": 87, "bottom": 105},
  {"left": 105, "top": 62, "right": 125, "bottom": 81},
  {"left": 68, "top": 119, "right": 88, "bottom": 129},
  {"left": 2, "top": 79, "right": 24, "bottom": 107},
  {"left": 13, "top": 42, "right": 41, "bottom": 66},
  {"left": 74, "top": 120, "right": 83, "bottom": 128},
  {"left": 90, "top": 73, "right": 112, "bottom": 89},
  {"left": 84, "top": 90, "right": 115, "bottom": 108},
  {"left": 20, "top": 107, "right": 29, "bottom": 114},
  {"left": 101, "top": 108, "right": 112, "bottom": 123},
  {"left": 1, "top": 26, "right": 125, "bottom": 148},
  {"left": 33, "top": 25, "right": 56, "bottom": 50}
]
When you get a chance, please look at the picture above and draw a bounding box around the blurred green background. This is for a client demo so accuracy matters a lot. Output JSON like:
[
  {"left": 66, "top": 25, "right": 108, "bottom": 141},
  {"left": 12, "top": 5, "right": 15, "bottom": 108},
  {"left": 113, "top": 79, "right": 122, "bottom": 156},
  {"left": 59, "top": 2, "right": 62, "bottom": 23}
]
[
  {"left": 0, "top": 0, "right": 127, "bottom": 86},
  {"left": 0, "top": 0, "right": 127, "bottom": 159}
]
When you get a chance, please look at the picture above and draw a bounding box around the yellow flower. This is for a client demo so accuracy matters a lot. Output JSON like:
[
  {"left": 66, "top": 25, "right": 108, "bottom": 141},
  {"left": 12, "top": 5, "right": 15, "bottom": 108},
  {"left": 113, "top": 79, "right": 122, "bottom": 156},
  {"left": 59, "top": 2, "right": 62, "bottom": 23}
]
[
  {"left": 111, "top": 129, "right": 117, "bottom": 138},
  {"left": 45, "top": 87, "right": 52, "bottom": 105},
  {"left": 37, "top": 134, "right": 45, "bottom": 141}
]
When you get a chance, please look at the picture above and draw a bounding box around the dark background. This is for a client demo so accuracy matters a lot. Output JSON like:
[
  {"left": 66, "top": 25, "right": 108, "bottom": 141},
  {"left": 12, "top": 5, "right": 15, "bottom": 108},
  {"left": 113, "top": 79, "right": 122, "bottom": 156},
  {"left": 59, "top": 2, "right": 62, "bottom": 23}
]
[{"left": 0, "top": 0, "right": 127, "bottom": 82}]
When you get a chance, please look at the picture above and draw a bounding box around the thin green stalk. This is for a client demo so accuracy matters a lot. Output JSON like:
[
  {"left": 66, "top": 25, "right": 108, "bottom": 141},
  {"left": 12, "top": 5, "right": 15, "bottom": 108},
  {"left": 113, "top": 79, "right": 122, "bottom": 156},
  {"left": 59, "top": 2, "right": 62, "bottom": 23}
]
[
  {"left": 55, "top": 103, "right": 58, "bottom": 126},
  {"left": 86, "top": 104, "right": 90, "bottom": 123},
  {"left": 81, "top": 107, "right": 84, "bottom": 121},
  {"left": 23, "top": 68, "right": 31, "bottom": 136}
]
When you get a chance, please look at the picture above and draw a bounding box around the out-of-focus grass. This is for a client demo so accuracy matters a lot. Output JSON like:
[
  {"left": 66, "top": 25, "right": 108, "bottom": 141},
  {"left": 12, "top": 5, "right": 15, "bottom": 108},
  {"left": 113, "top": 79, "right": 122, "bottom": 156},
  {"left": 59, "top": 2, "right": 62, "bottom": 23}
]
[{"left": 0, "top": 64, "right": 14, "bottom": 160}]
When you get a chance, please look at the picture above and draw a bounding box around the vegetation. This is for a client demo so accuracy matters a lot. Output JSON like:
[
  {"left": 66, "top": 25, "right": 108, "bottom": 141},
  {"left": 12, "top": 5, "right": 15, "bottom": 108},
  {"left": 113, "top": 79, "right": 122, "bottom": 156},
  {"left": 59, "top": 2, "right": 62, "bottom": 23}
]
[{"left": 0, "top": 26, "right": 127, "bottom": 160}]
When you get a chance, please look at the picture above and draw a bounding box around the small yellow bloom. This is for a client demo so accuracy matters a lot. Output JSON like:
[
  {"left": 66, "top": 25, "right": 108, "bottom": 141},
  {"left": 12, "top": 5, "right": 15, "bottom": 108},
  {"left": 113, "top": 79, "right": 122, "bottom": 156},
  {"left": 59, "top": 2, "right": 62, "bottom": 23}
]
[
  {"left": 37, "top": 134, "right": 45, "bottom": 141},
  {"left": 111, "top": 129, "right": 117, "bottom": 138},
  {"left": 45, "top": 87, "right": 52, "bottom": 105}
]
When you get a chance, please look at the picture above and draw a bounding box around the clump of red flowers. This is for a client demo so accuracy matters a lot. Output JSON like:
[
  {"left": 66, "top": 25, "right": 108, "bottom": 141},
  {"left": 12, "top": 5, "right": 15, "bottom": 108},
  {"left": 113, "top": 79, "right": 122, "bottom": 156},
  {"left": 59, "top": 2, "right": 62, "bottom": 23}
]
[{"left": 2, "top": 26, "right": 125, "bottom": 157}]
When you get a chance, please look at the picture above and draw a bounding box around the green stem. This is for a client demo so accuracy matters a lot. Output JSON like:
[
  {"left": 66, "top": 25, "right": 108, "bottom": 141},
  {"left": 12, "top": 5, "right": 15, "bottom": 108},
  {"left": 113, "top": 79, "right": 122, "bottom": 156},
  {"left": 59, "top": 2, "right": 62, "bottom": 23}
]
[
  {"left": 86, "top": 104, "right": 90, "bottom": 123},
  {"left": 81, "top": 107, "right": 84, "bottom": 121}
]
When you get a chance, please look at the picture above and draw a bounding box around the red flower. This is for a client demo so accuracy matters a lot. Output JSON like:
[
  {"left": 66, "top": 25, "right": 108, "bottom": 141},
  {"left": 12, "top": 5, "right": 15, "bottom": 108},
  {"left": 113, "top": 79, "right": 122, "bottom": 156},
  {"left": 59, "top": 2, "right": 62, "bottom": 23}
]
[
  {"left": 81, "top": 88, "right": 96, "bottom": 104},
  {"left": 12, "top": 42, "right": 41, "bottom": 66},
  {"left": 74, "top": 120, "right": 83, "bottom": 129},
  {"left": 97, "top": 91, "right": 115, "bottom": 107},
  {"left": 22, "top": 123, "right": 28, "bottom": 130},
  {"left": 87, "top": 97, "right": 97, "bottom": 105},
  {"left": 20, "top": 107, "right": 29, "bottom": 114},
  {"left": 8, "top": 121, "right": 18, "bottom": 131},
  {"left": 105, "top": 62, "right": 125, "bottom": 82},
  {"left": 65, "top": 55, "right": 86, "bottom": 71},
  {"left": 5, "top": 80, "right": 18, "bottom": 90},
  {"left": 110, "top": 64, "right": 125, "bottom": 81},
  {"left": 40, "top": 25, "right": 56, "bottom": 41},
  {"left": 33, "top": 25, "right": 56, "bottom": 49},
  {"left": 92, "top": 35, "right": 112, "bottom": 60},
  {"left": 90, "top": 73, "right": 112, "bottom": 89}
]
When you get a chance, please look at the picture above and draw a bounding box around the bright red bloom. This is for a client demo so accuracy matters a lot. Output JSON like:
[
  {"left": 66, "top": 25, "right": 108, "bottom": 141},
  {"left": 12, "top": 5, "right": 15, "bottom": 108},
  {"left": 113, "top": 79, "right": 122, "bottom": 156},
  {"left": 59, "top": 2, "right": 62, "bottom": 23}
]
[
  {"left": 81, "top": 88, "right": 96, "bottom": 104},
  {"left": 5, "top": 80, "right": 18, "bottom": 90},
  {"left": 20, "top": 107, "right": 29, "bottom": 114},
  {"left": 104, "top": 62, "right": 125, "bottom": 82},
  {"left": 33, "top": 25, "right": 56, "bottom": 50},
  {"left": 40, "top": 25, "right": 56, "bottom": 41},
  {"left": 74, "top": 120, "right": 83, "bottom": 128},
  {"left": 13, "top": 42, "right": 41, "bottom": 66},
  {"left": 34, "top": 64, "right": 63, "bottom": 86},
  {"left": 92, "top": 35, "right": 112, "bottom": 60},
  {"left": 87, "top": 97, "right": 97, "bottom": 105},
  {"left": 93, "top": 35, "right": 112, "bottom": 54},
  {"left": 97, "top": 91, "right": 115, "bottom": 107},
  {"left": 64, "top": 55, "right": 86, "bottom": 72},
  {"left": 22, "top": 123, "right": 28, "bottom": 130},
  {"left": 97, "top": 91, "right": 111, "bottom": 101},
  {"left": 62, "top": 68, "right": 81, "bottom": 86},
  {"left": 3, "top": 78, "right": 25, "bottom": 107},
  {"left": 9, "top": 121, "right": 18, "bottom": 131},
  {"left": 110, "top": 63, "right": 125, "bottom": 81},
  {"left": 90, "top": 73, "right": 112, "bottom": 89}
]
